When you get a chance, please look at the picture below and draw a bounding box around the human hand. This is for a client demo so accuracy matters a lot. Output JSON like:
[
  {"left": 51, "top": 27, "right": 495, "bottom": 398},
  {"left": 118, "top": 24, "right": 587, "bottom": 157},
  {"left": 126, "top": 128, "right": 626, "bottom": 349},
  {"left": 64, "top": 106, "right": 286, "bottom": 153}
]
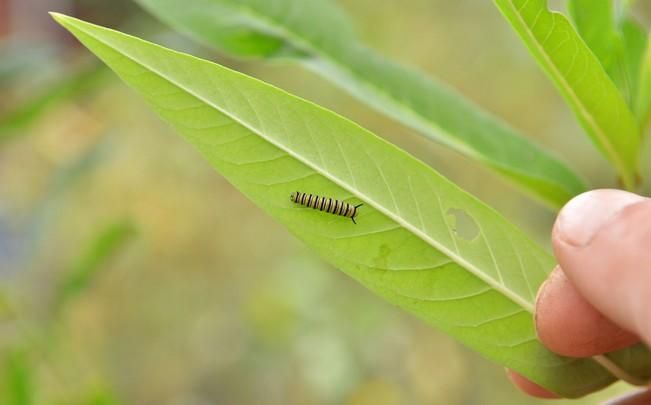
[{"left": 509, "top": 189, "right": 651, "bottom": 403}]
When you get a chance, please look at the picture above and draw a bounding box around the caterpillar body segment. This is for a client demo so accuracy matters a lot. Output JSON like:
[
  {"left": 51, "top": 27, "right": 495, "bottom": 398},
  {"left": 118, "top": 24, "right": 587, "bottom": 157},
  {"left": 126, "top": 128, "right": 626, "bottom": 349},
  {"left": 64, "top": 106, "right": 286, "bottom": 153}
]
[{"left": 290, "top": 191, "right": 363, "bottom": 224}]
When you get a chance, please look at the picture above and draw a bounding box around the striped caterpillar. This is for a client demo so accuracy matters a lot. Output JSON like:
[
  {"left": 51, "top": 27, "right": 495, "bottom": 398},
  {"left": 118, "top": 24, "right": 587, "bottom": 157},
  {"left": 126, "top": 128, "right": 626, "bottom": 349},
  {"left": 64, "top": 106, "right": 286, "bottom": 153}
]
[{"left": 290, "top": 191, "right": 363, "bottom": 224}]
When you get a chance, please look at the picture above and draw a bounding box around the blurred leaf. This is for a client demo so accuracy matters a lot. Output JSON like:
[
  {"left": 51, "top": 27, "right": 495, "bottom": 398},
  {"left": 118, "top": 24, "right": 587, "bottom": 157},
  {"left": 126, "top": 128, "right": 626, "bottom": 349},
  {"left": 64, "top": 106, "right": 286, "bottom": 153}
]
[
  {"left": 568, "top": 0, "right": 647, "bottom": 108},
  {"left": 612, "top": 18, "right": 647, "bottom": 107},
  {"left": 636, "top": 34, "right": 651, "bottom": 127},
  {"left": 139, "top": 0, "right": 352, "bottom": 60},
  {"left": 57, "top": 220, "right": 135, "bottom": 309},
  {"left": 0, "top": 63, "right": 107, "bottom": 143},
  {"left": 495, "top": 0, "right": 641, "bottom": 189},
  {"left": 134, "top": 0, "right": 587, "bottom": 209},
  {"left": 52, "top": 14, "right": 651, "bottom": 397},
  {"left": 3, "top": 350, "right": 33, "bottom": 405}
]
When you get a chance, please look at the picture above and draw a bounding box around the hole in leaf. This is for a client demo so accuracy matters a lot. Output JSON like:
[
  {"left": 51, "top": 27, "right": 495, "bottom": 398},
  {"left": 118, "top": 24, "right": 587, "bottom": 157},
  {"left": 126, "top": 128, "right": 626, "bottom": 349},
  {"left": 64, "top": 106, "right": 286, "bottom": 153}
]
[
  {"left": 547, "top": 0, "right": 564, "bottom": 13},
  {"left": 446, "top": 209, "right": 480, "bottom": 241}
]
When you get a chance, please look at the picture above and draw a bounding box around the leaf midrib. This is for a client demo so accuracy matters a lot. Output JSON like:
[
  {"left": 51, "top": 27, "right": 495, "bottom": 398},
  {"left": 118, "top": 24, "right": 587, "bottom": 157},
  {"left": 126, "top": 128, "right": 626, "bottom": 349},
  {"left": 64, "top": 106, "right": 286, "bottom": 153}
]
[
  {"left": 499, "top": 0, "right": 632, "bottom": 186},
  {"left": 66, "top": 17, "right": 537, "bottom": 314}
]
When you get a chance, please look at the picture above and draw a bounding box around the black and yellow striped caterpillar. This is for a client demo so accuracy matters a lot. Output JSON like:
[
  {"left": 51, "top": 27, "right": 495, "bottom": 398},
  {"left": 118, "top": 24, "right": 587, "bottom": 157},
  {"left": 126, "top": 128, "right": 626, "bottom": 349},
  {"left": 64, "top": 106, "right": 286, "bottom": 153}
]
[{"left": 290, "top": 191, "right": 363, "bottom": 224}]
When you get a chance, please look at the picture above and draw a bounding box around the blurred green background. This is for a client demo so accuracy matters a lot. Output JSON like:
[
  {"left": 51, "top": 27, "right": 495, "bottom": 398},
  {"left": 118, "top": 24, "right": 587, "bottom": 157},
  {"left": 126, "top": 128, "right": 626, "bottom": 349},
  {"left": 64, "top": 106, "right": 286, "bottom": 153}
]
[{"left": 1, "top": 1, "right": 651, "bottom": 403}]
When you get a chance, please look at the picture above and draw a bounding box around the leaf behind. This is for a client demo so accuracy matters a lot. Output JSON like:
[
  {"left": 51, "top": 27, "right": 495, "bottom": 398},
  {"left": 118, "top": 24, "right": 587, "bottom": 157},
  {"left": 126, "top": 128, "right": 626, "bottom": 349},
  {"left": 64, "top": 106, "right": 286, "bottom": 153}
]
[{"left": 495, "top": 0, "right": 641, "bottom": 189}]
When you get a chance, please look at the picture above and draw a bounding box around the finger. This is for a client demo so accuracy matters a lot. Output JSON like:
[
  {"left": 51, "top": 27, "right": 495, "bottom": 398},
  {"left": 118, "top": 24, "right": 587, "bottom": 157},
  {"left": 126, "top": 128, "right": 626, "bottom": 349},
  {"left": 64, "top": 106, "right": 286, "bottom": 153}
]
[
  {"left": 552, "top": 189, "right": 651, "bottom": 344},
  {"left": 505, "top": 369, "right": 559, "bottom": 399},
  {"left": 535, "top": 266, "right": 639, "bottom": 357}
]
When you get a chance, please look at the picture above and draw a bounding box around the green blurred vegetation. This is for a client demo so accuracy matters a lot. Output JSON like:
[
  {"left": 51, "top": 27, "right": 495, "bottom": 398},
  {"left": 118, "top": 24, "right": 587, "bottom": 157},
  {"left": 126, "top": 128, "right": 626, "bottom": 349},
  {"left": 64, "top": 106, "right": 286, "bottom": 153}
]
[{"left": 1, "top": 0, "right": 651, "bottom": 404}]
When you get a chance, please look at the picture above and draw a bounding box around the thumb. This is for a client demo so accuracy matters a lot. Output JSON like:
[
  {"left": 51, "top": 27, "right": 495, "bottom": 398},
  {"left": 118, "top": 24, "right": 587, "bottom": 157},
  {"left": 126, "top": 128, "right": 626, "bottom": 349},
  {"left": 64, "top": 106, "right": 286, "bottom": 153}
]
[{"left": 552, "top": 189, "right": 651, "bottom": 344}]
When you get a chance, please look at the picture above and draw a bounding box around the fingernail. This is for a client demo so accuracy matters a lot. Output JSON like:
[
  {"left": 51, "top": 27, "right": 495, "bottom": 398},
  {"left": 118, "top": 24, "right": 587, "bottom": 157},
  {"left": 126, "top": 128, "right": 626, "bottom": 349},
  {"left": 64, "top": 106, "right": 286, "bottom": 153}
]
[
  {"left": 555, "top": 190, "right": 645, "bottom": 247},
  {"left": 533, "top": 278, "right": 548, "bottom": 334}
]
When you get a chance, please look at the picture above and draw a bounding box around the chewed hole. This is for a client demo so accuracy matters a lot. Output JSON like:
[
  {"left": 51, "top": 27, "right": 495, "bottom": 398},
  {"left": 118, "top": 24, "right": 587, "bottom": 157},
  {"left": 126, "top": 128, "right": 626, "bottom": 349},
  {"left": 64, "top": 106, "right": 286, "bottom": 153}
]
[
  {"left": 547, "top": 0, "right": 564, "bottom": 12},
  {"left": 446, "top": 208, "right": 480, "bottom": 241}
]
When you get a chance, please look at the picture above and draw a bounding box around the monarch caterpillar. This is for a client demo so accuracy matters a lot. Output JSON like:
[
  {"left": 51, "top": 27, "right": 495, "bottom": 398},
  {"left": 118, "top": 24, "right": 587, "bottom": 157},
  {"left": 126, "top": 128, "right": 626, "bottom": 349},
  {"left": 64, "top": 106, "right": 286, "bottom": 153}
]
[{"left": 290, "top": 191, "right": 363, "bottom": 224}]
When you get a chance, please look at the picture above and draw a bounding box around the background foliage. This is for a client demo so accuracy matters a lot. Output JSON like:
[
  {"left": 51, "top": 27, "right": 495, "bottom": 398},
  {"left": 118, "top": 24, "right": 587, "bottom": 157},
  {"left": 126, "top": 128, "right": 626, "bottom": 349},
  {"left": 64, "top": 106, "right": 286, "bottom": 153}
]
[{"left": 2, "top": 0, "right": 651, "bottom": 403}]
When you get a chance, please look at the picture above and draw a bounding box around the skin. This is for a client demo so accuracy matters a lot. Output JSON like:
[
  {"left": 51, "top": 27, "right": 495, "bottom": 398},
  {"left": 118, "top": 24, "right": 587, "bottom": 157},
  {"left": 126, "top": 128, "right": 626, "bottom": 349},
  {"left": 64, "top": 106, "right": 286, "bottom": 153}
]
[{"left": 509, "top": 189, "right": 651, "bottom": 402}]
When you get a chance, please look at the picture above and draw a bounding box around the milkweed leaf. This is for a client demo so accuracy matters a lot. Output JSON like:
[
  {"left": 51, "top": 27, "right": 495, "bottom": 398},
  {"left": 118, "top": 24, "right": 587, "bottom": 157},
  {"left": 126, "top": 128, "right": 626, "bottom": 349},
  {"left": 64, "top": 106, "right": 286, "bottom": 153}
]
[
  {"left": 568, "top": 0, "right": 647, "bottom": 109},
  {"left": 51, "top": 13, "right": 651, "bottom": 397},
  {"left": 495, "top": 0, "right": 641, "bottom": 189}
]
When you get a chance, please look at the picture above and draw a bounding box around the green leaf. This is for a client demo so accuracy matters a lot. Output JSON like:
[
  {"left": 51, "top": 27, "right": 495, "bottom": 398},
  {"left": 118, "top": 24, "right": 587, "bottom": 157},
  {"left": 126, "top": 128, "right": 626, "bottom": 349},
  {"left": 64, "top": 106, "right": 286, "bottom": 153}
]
[
  {"left": 495, "top": 0, "right": 641, "bottom": 189},
  {"left": 134, "top": 0, "right": 587, "bottom": 209},
  {"left": 51, "top": 13, "right": 651, "bottom": 397},
  {"left": 636, "top": 34, "right": 651, "bottom": 127},
  {"left": 57, "top": 220, "right": 135, "bottom": 309},
  {"left": 567, "top": 0, "right": 618, "bottom": 69},
  {"left": 568, "top": 0, "right": 648, "bottom": 109},
  {"left": 612, "top": 17, "right": 648, "bottom": 107}
]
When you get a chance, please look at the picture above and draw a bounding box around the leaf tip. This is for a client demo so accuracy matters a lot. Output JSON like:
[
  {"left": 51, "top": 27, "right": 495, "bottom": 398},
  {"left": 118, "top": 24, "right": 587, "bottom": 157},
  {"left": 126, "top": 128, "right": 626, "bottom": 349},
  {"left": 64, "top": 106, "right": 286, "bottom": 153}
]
[{"left": 49, "top": 11, "right": 72, "bottom": 27}]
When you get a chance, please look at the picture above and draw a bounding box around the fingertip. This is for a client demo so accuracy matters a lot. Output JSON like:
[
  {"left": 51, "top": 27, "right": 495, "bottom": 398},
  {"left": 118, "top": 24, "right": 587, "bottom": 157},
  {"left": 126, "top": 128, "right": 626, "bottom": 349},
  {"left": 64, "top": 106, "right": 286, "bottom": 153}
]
[
  {"left": 553, "top": 189, "right": 645, "bottom": 249},
  {"left": 535, "top": 267, "right": 639, "bottom": 357},
  {"left": 506, "top": 369, "right": 560, "bottom": 399},
  {"left": 551, "top": 189, "right": 651, "bottom": 344}
]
